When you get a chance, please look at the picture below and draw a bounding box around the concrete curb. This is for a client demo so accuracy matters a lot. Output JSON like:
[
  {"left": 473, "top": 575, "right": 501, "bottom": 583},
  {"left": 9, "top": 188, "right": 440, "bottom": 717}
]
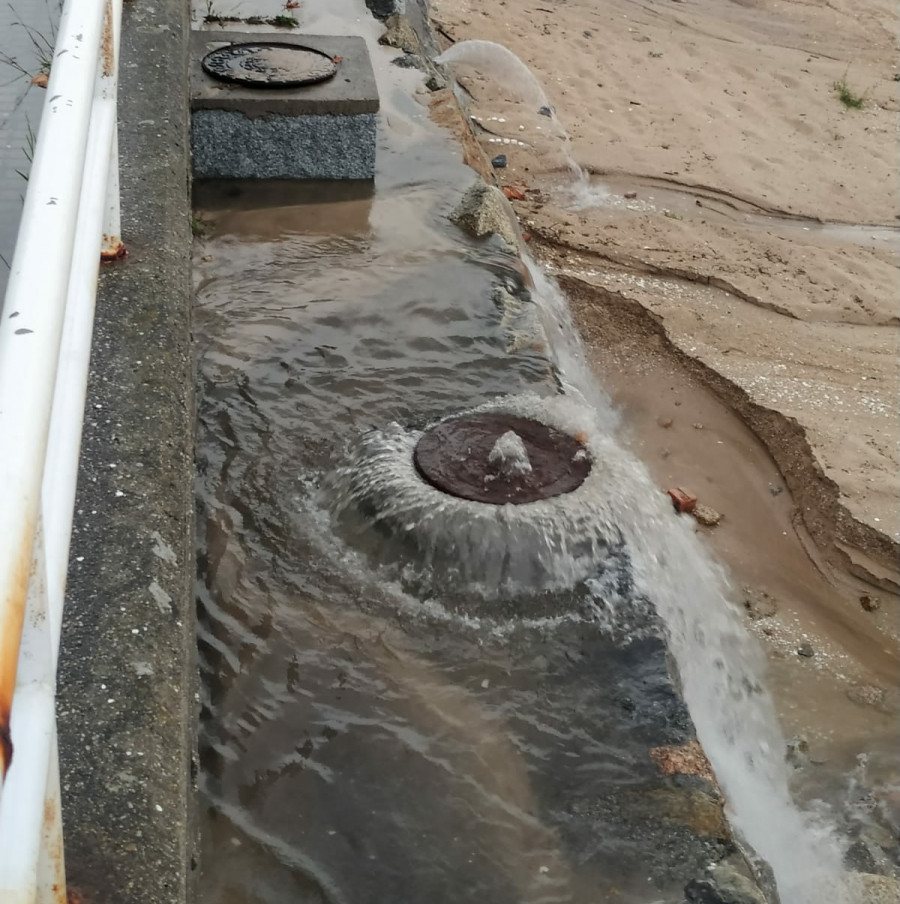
[{"left": 56, "top": 0, "right": 197, "bottom": 900}]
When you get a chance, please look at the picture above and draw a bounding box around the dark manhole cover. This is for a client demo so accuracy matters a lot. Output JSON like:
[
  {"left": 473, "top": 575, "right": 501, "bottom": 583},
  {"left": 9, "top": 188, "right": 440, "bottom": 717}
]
[
  {"left": 414, "top": 413, "right": 591, "bottom": 505},
  {"left": 202, "top": 42, "right": 338, "bottom": 88}
]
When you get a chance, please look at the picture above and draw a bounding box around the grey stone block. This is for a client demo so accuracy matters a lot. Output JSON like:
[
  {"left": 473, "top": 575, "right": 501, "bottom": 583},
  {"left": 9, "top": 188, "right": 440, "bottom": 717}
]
[{"left": 192, "top": 109, "right": 377, "bottom": 180}]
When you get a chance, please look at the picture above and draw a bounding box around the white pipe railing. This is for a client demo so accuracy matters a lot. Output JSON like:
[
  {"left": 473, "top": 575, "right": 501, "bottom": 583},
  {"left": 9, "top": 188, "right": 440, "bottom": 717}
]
[{"left": 0, "top": 0, "right": 123, "bottom": 897}]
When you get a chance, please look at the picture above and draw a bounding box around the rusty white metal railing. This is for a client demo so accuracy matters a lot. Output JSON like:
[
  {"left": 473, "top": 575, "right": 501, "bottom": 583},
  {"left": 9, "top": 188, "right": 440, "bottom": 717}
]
[{"left": 0, "top": 0, "right": 124, "bottom": 897}]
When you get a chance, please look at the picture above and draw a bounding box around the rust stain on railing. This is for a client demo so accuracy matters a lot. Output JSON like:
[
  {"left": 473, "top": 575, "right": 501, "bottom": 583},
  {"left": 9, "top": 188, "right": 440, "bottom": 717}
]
[
  {"left": 42, "top": 793, "right": 68, "bottom": 904},
  {"left": 0, "top": 523, "right": 37, "bottom": 777},
  {"left": 100, "top": 237, "right": 127, "bottom": 263},
  {"left": 100, "top": 0, "right": 115, "bottom": 77}
]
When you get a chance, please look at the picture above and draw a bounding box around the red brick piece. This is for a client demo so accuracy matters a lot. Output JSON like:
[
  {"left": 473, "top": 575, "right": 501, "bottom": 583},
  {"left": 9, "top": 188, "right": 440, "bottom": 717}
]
[
  {"left": 666, "top": 487, "right": 697, "bottom": 513},
  {"left": 503, "top": 185, "right": 527, "bottom": 201}
]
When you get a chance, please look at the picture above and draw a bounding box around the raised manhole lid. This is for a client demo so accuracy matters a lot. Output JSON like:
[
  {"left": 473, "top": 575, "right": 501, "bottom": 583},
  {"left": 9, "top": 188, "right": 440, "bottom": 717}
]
[
  {"left": 201, "top": 42, "right": 339, "bottom": 88},
  {"left": 414, "top": 413, "right": 591, "bottom": 505}
]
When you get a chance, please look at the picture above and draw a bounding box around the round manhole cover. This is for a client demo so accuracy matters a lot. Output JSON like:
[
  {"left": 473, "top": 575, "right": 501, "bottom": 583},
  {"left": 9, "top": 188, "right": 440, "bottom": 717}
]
[
  {"left": 414, "top": 413, "right": 591, "bottom": 505},
  {"left": 202, "top": 42, "right": 339, "bottom": 88}
]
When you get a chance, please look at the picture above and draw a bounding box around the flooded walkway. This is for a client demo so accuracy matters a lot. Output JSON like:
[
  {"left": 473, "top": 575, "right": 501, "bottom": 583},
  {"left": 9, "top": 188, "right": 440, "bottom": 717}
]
[
  {"left": 191, "top": 12, "right": 724, "bottom": 904},
  {"left": 191, "top": 4, "right": 895, "bottom": 903}
]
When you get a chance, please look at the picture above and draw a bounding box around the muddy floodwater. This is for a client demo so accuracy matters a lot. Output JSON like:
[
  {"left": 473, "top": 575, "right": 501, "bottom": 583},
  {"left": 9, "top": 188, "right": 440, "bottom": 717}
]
[
  {"left": 192, "top": 110, "right": 721, "bottom": 901},
  {"left": 191, "top": 5, "right": 900, "bottom": 902}
]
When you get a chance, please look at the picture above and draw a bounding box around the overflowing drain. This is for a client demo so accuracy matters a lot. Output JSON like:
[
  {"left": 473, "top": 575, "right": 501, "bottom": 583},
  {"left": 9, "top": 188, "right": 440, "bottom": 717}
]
[
  {"left": 201, "top": 42, "right": 339, "bottom": 88},
  {"left": 325, "top": 395, "right": 629, "bottom": 601},
  {"left": 414, "top": 413, "right": 590, "bottom": 504}
]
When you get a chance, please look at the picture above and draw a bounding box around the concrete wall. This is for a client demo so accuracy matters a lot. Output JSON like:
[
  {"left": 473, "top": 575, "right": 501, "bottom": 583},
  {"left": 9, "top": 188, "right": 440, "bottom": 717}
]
[{"left": 56, "top": 0, "right": 197, "bottom": 899}]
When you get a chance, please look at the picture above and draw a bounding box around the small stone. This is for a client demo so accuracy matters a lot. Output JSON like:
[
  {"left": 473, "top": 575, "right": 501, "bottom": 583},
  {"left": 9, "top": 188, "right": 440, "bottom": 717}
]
[
  {"left": 692, "top": 422, "right": 704, "bottom": 430},
  {"left": 685, "top": 860, "right": 768, "bottom": 904},
  {"left": 768, "top": 485, "right": 783, "bottom": 496},
  {"left": 583, "top": 29, "right": 593, "bottom": 37},
  {"left": 785, "top": 735, "right": 810, "bottom": 769},
  {"left": 538, "top": 105, "right": 553, "bottom": 117},
  {"left": 624, "top": 190, "right": 638, "bottom": 199},
  {"left": 378, "top": 14, "right": 420, "bottom": 54},
  {"left": 657, "top": 415, "right": 673, "bottom": 428},
  {"left": 491, "top": 154, "right": 508, "bottom": 168},
  {"left": 692, "top": 503, "right": 721, "bottom": 527},
  {"left": 836, "top": 873, "right": 900, "bottom": 904},
  {"left": 797, "top": 643, "right": 815, "bottom": 658},
  {"left": 391, "top": 53, "right": 424, "bottom": 70},
  {"left": 743, "top": 589, "right": 777, "bottom": 620},
  {"left": 645, "top": 787, "right": 728, "bottom": 839},
  {"left": 660, "top": 448, "right": 671, "bottom": 459},
  {"left": 859, "top": 594, "right": 880, "bottom": 612},
  {"left": 201, "top": 254, "right": 215, "bottom": 262},
  {"left": 650, "top": 739, "right": 716, "bottom": 784},
  {"left": 843, "top": 838, "right": 889, "bottom": 876},
  {"left": 449, "top": 182, "right": 519, "bottom": 249}
]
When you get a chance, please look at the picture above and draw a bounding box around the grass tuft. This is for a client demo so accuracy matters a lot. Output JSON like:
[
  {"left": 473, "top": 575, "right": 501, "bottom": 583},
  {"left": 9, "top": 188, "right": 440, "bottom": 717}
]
[
  {"left": 833, "top": 76, "right": 866, "bottom": 109},
  {"left": 190, "top": 215, "right": 211, "bottom": 238}
]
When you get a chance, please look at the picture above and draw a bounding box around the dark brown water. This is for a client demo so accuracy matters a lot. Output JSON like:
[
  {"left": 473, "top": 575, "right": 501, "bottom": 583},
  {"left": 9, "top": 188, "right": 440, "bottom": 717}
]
[
  {"left": 192, "top": 6, "right": 900, "bottom": 901},
  {"left": 191, "top": 79, "right": 725, "bottom": 902}
]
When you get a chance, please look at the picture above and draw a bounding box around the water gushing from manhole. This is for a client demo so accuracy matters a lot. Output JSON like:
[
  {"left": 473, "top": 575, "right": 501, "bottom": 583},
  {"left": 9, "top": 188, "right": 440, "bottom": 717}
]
[
  {"left": 413, "top": 411, "right": 590, "bottom": 505},
  {"left": 488, "top": 430, "right": 531, "bottom": 478},
  {"left": 321, "top": 30, "right": 849, "bottom": 900},
  {"left": 325, "top": 395, "right": 627, "bottom": 600}
]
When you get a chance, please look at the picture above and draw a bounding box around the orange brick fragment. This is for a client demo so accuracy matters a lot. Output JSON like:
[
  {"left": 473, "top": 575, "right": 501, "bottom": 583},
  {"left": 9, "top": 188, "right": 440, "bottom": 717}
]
[
  {"left": 503, "top": 185, "right": 527, "bottom": 201},
  {"left": 666, "top": 487, "right": 697, "bottom": 513}
]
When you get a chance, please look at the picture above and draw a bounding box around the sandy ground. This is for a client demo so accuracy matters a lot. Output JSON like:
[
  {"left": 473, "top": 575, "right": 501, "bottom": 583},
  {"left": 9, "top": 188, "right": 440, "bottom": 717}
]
[
  {"left": 429, "top": 0, "right": 900, "bottom": 576},
  {"left": 427, "top": 0, "right": 899, "bottom": 808}
]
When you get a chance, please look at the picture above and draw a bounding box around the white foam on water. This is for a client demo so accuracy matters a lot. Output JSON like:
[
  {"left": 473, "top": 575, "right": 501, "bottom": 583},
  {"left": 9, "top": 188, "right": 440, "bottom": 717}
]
[
  {"left": 522, "top": 253, "right": 849, "bottom": 902},
  {"left": 436, "top": 40, "right": 589, "bottom": 189},
  {"left": 487, "top": 430, "right": 533, "bottom": 478}
]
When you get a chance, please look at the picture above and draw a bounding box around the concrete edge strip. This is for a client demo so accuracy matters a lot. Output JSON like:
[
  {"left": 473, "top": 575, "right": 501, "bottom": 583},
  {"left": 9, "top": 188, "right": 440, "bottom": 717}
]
[{"left": 56, "top": 0, "right": 197, "bottom": 900}]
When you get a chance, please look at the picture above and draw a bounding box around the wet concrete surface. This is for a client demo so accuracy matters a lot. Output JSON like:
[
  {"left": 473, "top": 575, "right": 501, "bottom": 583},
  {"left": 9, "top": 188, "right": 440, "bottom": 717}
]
[
  {"left": 190, "top": 11, "right": 748, "bottom": 898},
  {"left": 192, "top": 202, "right": 727, "bottom": 903}
]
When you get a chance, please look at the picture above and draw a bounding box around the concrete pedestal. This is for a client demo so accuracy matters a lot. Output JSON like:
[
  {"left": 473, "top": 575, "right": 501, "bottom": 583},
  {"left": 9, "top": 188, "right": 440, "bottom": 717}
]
[{"left": 191, "top": 33, "right": 379, "bottom": 180}]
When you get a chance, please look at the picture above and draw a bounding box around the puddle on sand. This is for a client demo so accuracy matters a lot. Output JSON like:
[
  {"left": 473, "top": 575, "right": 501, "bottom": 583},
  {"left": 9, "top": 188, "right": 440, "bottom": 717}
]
[
  {"left": 565, "top": 281, "right": 900, "bottom": 864},
  {"left": 563, "top": 174, "right": 900, "bottom": 250},
  {"left": 192, "top": 10, "right": 723, "bottom": 903}
]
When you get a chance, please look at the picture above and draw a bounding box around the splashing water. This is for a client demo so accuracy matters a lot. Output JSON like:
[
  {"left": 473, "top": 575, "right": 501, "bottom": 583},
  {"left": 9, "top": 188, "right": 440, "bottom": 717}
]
[
  {"left": 436, "top": 40, "right": 590, "bottom": 191},
  {"left": 325, "top": 395, "right": 631, "bottom": 601},
  {"left": 324, "top": 240, "right": 851, "bottom": 898},
  {"left": 487, "top": 430, "right": 532, "bottom": 478},
  {"left": 520, "top": 252, "right": 850, "bottom": 901}
]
